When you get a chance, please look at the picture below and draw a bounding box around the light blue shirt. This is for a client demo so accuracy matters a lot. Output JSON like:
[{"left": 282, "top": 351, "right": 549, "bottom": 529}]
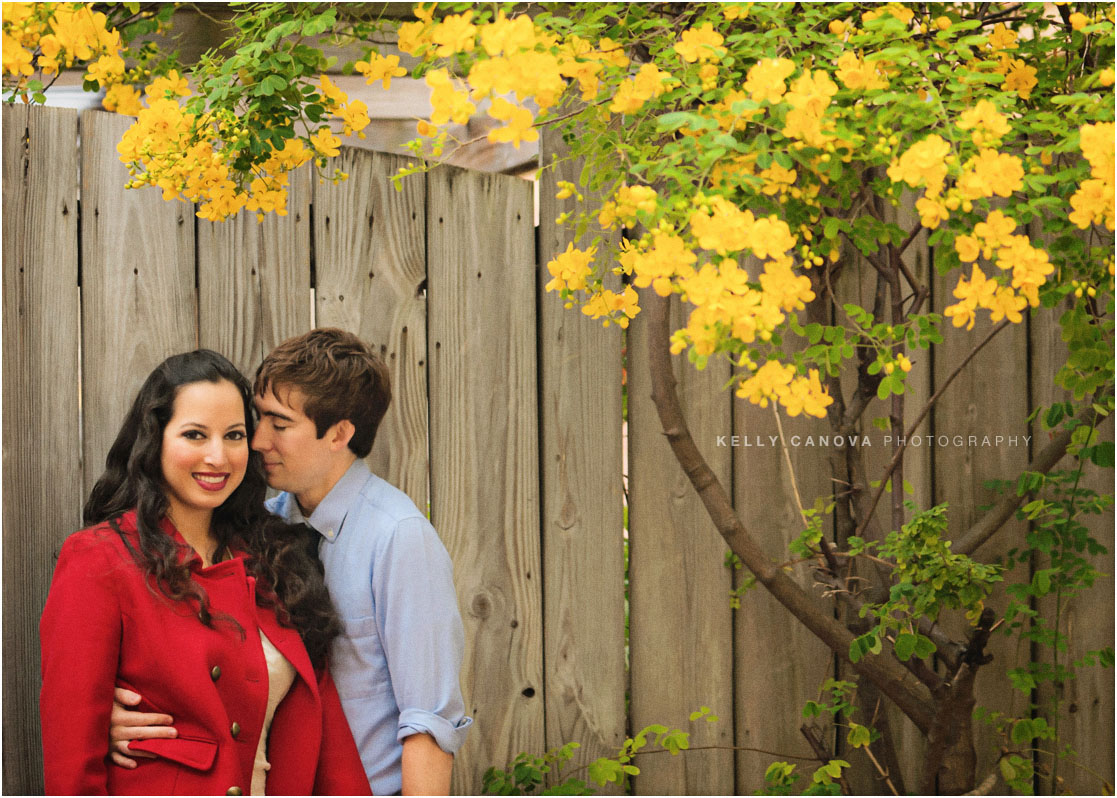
[{"left": 268, "top": 460, "right": 472, "bottom": 795}]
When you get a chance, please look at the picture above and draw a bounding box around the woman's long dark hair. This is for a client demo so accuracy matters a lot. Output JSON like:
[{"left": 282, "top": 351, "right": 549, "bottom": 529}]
[{"left": 83, "top": 350, "right": 341, "bottom": 667}]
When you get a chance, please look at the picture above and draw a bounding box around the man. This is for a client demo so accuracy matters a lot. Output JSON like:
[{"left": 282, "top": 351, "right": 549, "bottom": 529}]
[{"left": 110, "top": 329, "right": 471, "bottom": 795}]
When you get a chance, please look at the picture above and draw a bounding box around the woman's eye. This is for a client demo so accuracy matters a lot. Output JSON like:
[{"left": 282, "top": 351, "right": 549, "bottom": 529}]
[
  {"left": 227, "top": 430, "right": 247, "bottom": 441},
  {"left": 183, "top": 430, "right": 205, "bottom": 440}
]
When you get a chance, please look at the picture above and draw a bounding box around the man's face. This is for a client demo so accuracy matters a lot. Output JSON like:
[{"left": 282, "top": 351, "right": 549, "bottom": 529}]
[{"left": 252, "top": 385, "right": 340, "bottom": 510}]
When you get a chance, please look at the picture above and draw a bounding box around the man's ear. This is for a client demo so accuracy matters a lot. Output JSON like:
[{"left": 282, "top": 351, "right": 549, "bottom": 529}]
[{"left": 329, "top": 419, "right": 356, "bottom": 452}]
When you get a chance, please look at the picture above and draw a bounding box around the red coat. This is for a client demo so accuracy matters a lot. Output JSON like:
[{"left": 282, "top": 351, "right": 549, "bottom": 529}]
[{"left": 39, "top": 511, "right": 373, "bottom": 796}]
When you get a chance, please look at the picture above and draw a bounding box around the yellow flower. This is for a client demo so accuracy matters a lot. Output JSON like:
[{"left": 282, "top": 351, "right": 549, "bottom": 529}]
[
  {"left": 783, "top": 369, "right": 834, "bottom": 418},
  {"left": 957, "top": 150, "right": 1024, "bottom": 199},
  {"left": 1099, "top": 68, "right": 1115, "bottom": 87},
  {"left": 954, "top": 234, "right": 981, "bottom": 263},
  {"left": 318, "top": 73, "right": 349, "bottom": 111},
  {"left": 744, "top": 58, "right": 795, "bottom": 104},
  {"left": 3, "top": 31, "right": 34, "bottom": 77},
  {"left": 1002, "top": 59, "right": 1037, "bottom": 99},
  {"left": 1080, "top": 122, "right": 1115, "bottom": 181},
  {"left": 426, "top": 68, "right": 476, "bottom": 125},
  {"left": 339, "top": 100, "right": 370, "bottom": 138},
  {"left": 487, "top": 97, "right": 537, "bottom": 149},
  {"left": 397, "top": 20, "right": 431, "bottom": 56},
  {"left": 736, "top": 360, "right": 795, "bottom": 408},
  {"left": 83, "top": 51, "right": 124, "bottom": 85},
  {"left": 545, "top": 243, "right": 596, "bottom": 293},
  {"left": 987, "top": 22, "right": 1018, "bottom": 51},
  {"left": 835, "top": 51, "right": 888, "bottom": 91},
  {"left": 145, "top": 69, "right": 191, "bottom": 101},
  {"left": 609, "top": 63, "right": 672, "bottom": 115},
  {"left": 886, "top": 135, "right": 951, "bottom": 197},
  {"left": 759, "top": 258, "right": 815, "bottom": 311},
  {"left": 986, "top": 286, "right": 1027, "bottom": 324},
  {"left": 431, "top": 11, "right": 476, "bottom": 57},
  {"left": 916, "top": 196, "right": 948, "bottom": 229},
  {"left": 103, "top": 83, "right": 143, "bottom": 116},
  {"left": 479, "top": 11, "right": 536, "bottom": 56},
  {"left": 309, "top": 127, "right": 341, "bottom": 158},
  {"left": 582, "top": 285, "right": 640, "bottom": 328},
  {"left": 355, "top": 52, "right": 407, "bottom": 90},
  {"left": 1069, "top": 12, "right": 1088, "bottom": 30},
  {"left": 1069, "top": 179, "right": 1114, "bottom": 230},
  {"left": 674, "top": 23, "right": 726, "bottom": 64},
  {"left": 944, "top": 265, "right": 997, "bottom": 330},
  {"left": 974, "top": 210, "right": 1018, "bottom": 252},
  {"left": 956, "top": 100, "right": 1010, "bottom": 146}
]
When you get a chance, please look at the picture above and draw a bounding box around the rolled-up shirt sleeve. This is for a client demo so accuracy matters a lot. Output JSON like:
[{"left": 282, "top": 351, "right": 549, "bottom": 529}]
[{"left": 373, "top": 517, "right": 473, "bottom": 754}]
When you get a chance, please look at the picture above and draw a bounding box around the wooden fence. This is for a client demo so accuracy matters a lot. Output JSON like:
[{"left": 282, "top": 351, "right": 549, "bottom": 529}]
[{"left": 3, "top": 105, "right": 1112, "bottom": 795}]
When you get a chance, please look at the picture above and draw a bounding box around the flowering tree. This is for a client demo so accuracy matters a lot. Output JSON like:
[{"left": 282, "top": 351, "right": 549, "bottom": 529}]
[{"left": 5, "top": 2, "right": 1114, "bottom": 793}]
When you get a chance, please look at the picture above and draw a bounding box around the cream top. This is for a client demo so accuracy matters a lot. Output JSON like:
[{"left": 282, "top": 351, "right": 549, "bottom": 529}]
[{"left": 251, "top": 631, "right": 297, "bottom": 796}]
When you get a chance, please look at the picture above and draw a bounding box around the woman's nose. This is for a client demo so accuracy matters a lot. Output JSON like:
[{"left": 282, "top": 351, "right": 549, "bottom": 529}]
[{"left": 203, "top": 438, "right": 229, "bottom": 466}]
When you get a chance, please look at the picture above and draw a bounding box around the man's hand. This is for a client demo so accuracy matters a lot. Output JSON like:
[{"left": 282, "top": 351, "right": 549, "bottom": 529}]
[
  {"left": 401, "top": 732, "right": 452, "bottom": 795},
  {"left": 108, "top": 688, "right": 177, "bottom": 768}
]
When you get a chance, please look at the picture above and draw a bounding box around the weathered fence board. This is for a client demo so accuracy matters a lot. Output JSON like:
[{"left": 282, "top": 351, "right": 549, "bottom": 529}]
[
  {"left": 314, "top": 149, "right": 429, "bottom": 509},
  {"left": 426, "top": 166, "right": 543, "bottom": 792},
  {"left": 932, "top": 291, "right": 1032, "bottom": 783},
  {"left": 197, "top": 165, "right": 311, "bottom": 378},
  {"left": 79, "top": 109, "right": 197, "bottom": 496},
  {"left": 629, "top": 296, "right": 735, "bottom": 795},
  {"left": 1031, "top": 297, "right": 1116, "bottom": 796},
  {"left": 537, "top": 133, "right": 627, "bottom": 783},
  {"left": 733, "top": 393, "right": 835, "bottom": 792},
  {"left": 830, "top": 212, "right": 933, "bottom": 793},
  {"left": 1, "top": 104, "right": 81, "bottom": 797}
]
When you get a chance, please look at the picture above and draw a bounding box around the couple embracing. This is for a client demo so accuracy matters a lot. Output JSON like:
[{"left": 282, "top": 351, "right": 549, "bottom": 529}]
[{"left": 40, "top": 328, "right": 472, "bottom": 795}]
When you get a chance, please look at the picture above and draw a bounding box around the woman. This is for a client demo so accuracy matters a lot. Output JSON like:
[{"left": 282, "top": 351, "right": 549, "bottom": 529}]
[{"left": 39, "top": 350, "right": 372, "bottom": 796}]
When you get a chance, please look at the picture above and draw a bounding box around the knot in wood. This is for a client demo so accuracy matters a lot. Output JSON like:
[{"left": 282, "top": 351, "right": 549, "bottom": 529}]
[{"left": 470, "top": 590, "right": 493, "bottom": 620}]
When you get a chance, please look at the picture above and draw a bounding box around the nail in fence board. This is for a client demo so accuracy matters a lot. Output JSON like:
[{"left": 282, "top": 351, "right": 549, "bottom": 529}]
[{"left": 426, "top": 165, "right": 543, "bottom": 792}]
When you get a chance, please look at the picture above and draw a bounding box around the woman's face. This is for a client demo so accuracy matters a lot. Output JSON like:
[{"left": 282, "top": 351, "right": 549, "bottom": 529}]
[{"left": 160, "top": 379, "right": 250, "bottom": 528}]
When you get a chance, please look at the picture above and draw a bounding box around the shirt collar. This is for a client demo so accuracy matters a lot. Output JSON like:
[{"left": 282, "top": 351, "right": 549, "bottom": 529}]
[{"left": 300, "top": 459, "right": 372, "bottom": 543}]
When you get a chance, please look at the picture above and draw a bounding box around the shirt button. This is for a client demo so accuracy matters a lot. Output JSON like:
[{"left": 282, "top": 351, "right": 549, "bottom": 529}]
[
  {"left": 210, "top": 665, "right": 221, "bottom": 681},
  {"left": 230, "top": 722, "right": 241, "bottom": 738},
  {"left": 226, "top": 787, "right": 243, "bottom": 795}
]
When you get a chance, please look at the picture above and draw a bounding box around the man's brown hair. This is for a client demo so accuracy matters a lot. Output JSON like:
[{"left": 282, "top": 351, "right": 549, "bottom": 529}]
[{"left": 254, "top": 328, "right": 391, "bottom": 458}]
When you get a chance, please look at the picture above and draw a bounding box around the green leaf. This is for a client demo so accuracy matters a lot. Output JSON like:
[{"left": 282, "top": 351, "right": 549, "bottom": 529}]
[
  {"left": 587, "top": 758, "right": 623, "bottom": 786},
  {"left": 893, "top": 633, "right": 917, "bottom": 661},
  {"left": 1010, "top": 719, "right": 1033, "bottom": 744},
  {"left": 913, "top": 635, "right": 937, "bottom": 659},
  {"left": 1000, "top": 757, "right": 1017, "bottom": 782},
  {"left": 846, "top": 722, "right": 872, "bottom": 749},
  {"left": 1086, "top": 441, "right": 1114, "bottom": 467}
]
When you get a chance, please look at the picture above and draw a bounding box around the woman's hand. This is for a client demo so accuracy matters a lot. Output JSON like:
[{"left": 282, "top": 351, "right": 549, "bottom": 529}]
[{"left": 108, "top": 688, "right": 177, "bottom": 768}]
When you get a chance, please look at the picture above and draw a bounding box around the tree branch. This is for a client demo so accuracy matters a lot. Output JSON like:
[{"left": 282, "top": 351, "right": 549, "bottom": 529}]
[
  {"left": 642, "top": 290, "right": 935, "bottom": 733},
  {"left": 952, "top": 402, "right": 1110, "bottom": 555}
]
